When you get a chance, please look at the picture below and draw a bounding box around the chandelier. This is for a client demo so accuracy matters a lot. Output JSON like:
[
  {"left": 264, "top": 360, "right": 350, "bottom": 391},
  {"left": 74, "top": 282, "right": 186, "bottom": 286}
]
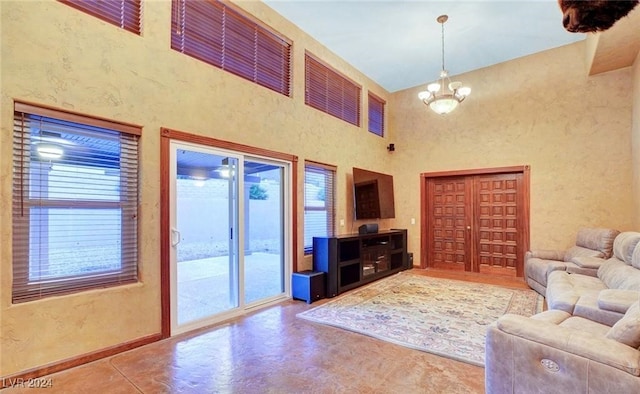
[{"left": 418, "top": 15, "right": 471, "bottom": 115}]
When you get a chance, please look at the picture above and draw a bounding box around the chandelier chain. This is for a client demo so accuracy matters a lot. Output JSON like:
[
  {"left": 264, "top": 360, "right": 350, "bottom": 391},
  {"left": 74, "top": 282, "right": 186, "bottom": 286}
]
[{"left": 441, "top": 20, "right": 445, "bottom": 72}]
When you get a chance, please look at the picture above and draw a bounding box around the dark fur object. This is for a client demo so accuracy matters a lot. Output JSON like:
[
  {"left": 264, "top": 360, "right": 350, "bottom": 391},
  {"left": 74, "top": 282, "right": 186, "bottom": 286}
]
[{"left": 558, "top": 0, "right": 639, "bottom": 32}]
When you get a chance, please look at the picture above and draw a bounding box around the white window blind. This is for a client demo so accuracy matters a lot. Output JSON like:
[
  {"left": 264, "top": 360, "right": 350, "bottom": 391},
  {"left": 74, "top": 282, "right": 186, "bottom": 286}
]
[
  {"left": 305, "top": 53, "right": 361, "bottom": 126},
  {"left": 368, "top": 92, "right": 385, "bottom": 136},
  {"left": 59, "top": 0, "right": 142, "bottom": 35},
  {"left": 12, "top": 102, "right": 140, "bottom": 303},
  {"left": 304, "top": 161, "right": 336, "bottom": 254},
  {"left": 171, "top": 0, "right": 292, "bottom": 96}
]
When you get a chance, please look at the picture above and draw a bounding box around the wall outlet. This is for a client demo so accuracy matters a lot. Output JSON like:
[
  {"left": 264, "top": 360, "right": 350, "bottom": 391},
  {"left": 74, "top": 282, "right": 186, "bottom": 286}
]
[
  {"left": 340, "top": 219, "right": 345, "bottom": 226},
  {"left": 411, "top": 218, "right": 416, "bottom": 225}
]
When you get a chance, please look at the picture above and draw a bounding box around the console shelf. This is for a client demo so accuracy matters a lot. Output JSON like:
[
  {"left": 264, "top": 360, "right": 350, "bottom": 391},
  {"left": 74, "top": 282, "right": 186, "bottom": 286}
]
[{"left": 313, "top": 229, "right": 410, "bottom": 297}]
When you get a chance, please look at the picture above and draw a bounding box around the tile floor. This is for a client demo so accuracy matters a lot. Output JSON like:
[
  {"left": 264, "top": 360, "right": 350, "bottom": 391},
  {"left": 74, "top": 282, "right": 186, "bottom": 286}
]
[{"left": 2, "top": 271, "right": 528, "bottom": 393}]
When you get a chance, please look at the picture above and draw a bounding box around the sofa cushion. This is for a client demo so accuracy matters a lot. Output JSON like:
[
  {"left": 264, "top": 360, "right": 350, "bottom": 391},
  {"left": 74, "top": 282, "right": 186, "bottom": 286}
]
[
  {"left": 574, "top": 293, "right": 625, "bottom": 327},
  {"left": 612, "top": 232, "right": 640, "bottom": 265},
  {"left": 546, "top": 271, "right": 606, "bottom": 313},
  {"left": 564, "top": 245, "right": 604, "bottom": 262},
  {"left": 559, "top": 316, "right": 612, "bottom": 337},
  {"left": 633, "top": 241, "right": 640, "bottom": 270},
  {"left": 571, "top": 256, "right": 607, "bottom": 269},
  {"left": 606, "top": 301, "right": 640, "bottom": 348},
  {"left": 575, "top": 227, "right": 619, "bottom": 259},
  {"left": 598, "top": 289, "right": 640, "bottom": 314},
  {"left": 565, "top": 263, "right": 599, "bottom": 277},
  {"left": 598, "top": 258, "right": 640, "bottom": 291}
]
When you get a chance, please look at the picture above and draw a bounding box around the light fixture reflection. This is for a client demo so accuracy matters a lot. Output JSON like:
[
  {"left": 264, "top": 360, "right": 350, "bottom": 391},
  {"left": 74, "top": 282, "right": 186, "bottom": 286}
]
[{"left": 36, "top": 143, "right": 64, "bottom": 159}]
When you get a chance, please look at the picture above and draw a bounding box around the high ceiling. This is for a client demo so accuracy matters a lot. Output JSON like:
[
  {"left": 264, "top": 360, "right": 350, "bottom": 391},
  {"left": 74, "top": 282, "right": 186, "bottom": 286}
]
[{"left": 264, "top": 0, "right": 586, "bottom": 92}]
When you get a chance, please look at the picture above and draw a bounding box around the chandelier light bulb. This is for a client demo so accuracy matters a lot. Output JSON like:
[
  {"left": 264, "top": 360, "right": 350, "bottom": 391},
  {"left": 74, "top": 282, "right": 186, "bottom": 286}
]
[
  {"left": 427, "top": 83, "right": 441, "bottom": 93},
  {"left": 458, "top": 86, "right": 471, "bottom": 97}
]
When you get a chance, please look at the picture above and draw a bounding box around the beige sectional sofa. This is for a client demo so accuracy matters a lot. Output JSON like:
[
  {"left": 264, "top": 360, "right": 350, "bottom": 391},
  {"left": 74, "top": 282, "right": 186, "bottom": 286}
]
[
  {"left": 486, "top": 231, "right": 640, "bottom": 393},
  {"left": 525, "top": 227, "right": 619, "bottom": 295}
]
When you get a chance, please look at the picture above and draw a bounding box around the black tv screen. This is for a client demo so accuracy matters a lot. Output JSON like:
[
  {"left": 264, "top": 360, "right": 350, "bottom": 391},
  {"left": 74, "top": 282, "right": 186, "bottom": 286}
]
[{"left": 353, "top": 167, "right": 395, "bottom": 220}]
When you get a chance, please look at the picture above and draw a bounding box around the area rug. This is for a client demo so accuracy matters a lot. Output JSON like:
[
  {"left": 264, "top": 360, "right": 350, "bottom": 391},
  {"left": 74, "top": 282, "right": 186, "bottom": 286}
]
[{"left": 296, "top": 272, "right": 543, "bottom": 366}]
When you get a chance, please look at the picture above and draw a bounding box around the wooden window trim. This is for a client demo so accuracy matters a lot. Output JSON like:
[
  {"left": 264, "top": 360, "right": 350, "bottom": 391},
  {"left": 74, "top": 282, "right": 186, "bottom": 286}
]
[
  {"left": 159, "top": 127, "right": 299, "bottom": 337},
  {"left": 12, "top": 101, "right": 141, "bottom": 303}
]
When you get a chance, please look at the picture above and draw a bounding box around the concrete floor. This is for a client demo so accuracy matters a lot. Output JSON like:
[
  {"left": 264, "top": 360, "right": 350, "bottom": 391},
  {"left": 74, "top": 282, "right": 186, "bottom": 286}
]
[
  {"left": 1, "top": 297, "right": 486, "bottom": 393},
  {"left": 177, "top": 252, "right": 285, "bottom": 325},
  {"left": 0, "top": 268, "right": 531, "bottom": 393}
]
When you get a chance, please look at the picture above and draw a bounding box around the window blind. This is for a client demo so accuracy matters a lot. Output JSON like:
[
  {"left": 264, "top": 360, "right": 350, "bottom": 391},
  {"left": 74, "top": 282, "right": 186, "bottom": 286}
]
[
  {"left": 59, "top": 0, "right": 142, "bottom": 35},
  {"left": 304, "top": 161, "right": 336, "bottom": 254},
  {"left": 171, "top": 0, "right": 292, "bottom": 96},
  {"left": 305, "top": 53, "right": 361, "bottom": 126},
  {"left": 368, "top": 92, "right": 385, "bottom": 136},
  {"left": 12, "top": 102, "right": 140, "bottom": 303}
]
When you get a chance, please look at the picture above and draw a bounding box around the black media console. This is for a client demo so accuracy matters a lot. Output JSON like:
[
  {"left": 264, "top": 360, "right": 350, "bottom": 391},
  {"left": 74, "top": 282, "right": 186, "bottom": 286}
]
[{"left": 312, "top": 229, "right": 410, "bottom": 297}]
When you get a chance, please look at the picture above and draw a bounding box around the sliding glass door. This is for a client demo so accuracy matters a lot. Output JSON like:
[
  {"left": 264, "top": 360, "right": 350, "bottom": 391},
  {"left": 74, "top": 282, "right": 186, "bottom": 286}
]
[
  {"left": 243, "top": 160, "right": 285, "bottom": 304},
  {"left": 169, "top": 141, "right": 289, "bottom": 335}
]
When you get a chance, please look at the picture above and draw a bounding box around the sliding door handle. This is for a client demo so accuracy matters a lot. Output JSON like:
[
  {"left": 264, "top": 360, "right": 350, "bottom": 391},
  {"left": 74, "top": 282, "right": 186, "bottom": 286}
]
[{"left": 171, "top": 228, "right": 181, "bottom": 247}]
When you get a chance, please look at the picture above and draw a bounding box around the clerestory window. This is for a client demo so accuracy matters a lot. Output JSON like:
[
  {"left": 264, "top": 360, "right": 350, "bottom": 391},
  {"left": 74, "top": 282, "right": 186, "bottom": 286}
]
[
  {"left": 305, "top": 52, "right": 361, "bottom": 126},
  {"left": 59, "top": 0, "right": 142, "bottom": 35},
  {"left": 171, "top": 0, "right": 292, "bottom": 96},
  {"left": 368, "top": 92, "right": 385, "bottom": 137}
]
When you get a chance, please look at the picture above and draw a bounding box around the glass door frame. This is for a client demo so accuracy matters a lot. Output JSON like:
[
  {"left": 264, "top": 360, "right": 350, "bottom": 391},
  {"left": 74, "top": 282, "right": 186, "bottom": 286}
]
[
  {"left": 169, "top": 141, "right": 243, "bottom": 335},
  {"left": 160, "top": 128, "right": 297, "bottom": 338}
]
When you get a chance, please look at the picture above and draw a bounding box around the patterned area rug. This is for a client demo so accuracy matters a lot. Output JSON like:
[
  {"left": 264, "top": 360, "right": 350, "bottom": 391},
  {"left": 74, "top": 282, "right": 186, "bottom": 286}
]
[{"left": 297, "top": 272, "right": 543, "bottom": 366}]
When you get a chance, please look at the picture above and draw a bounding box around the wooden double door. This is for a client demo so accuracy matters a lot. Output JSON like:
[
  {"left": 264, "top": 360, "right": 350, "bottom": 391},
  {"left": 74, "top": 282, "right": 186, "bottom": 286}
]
[{"left": 421, "top": 167, "right": 529, "bottom": 277}]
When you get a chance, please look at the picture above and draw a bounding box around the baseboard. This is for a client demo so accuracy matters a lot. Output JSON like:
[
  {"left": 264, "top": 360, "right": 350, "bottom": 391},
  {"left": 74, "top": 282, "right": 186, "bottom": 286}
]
[{"left": 0, "top": 332, "right": 162, "bottom": 388}]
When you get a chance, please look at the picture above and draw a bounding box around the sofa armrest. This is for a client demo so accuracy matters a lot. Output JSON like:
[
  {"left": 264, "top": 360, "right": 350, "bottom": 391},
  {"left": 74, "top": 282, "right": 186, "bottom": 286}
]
[
  {"left": 571, "top": 256, "right": 606, "bottom": 269},
  {"left": 496, "top": 314, "right": 640, "bottom": 375},
  {"left": 526, "top": 249, "right": 566, "bottom": 261},
  {"left": 598, "top": 289, "right": 640, "bottom": 314}
]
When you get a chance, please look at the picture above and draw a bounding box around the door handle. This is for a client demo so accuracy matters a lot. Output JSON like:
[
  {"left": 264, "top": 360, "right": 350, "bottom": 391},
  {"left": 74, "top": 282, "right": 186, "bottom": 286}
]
[
  {"left": 171, "top": 228, "right": 181, "bottom": 247},
  {"left": 466, "top": 226, "right": 471, "bottom": 230}
]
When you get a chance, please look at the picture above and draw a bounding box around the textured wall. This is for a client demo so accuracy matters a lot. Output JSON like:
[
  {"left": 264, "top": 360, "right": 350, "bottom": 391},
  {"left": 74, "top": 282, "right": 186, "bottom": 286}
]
[
  {"left": 1, "top": 0, "right": 636, "bottom": 377},
  {"left": 0, "top": 1, "right": 392, "bottom": 375},
  {"left": 633, "top": 51, "right": 640, "bottom": 229},
  {"left": 389, "top": 42, "right": 634, "bottom": 265}
]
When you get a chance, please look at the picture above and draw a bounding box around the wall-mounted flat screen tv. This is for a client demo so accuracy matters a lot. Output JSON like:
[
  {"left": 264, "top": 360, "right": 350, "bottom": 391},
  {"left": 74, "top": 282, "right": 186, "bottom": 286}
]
[{"left": 353, "top": 167, "right": 395, "bottom": 220}]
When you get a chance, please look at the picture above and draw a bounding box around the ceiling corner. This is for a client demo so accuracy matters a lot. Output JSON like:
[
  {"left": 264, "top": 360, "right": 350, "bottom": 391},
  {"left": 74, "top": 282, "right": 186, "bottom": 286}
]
[{"left": 588, "top": 7, "right": 640, "bottom": 76}]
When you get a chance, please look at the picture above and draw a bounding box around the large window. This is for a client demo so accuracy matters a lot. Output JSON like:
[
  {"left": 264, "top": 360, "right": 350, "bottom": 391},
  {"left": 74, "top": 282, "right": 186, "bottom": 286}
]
[
  {"left": 305, "top": 53, "right": 361, "bottom": 126},
  {"left": 171, "top": 0, "right": 292, "bottom": 96},
  {"left": 12, "top": 102, "right": 141, "bottom": 303},
  {"left": 368, "top": 92, "right": 385, "bottom": 136},
  {"left": 304, "top": 161, "right": 336, "bottom": 254},
  {"left": 59, "top": 0, "right": 142, "bottom": 35}
]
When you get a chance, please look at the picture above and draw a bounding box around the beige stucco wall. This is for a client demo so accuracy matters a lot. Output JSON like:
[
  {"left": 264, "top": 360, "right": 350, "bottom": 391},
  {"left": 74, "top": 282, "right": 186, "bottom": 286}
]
[
  {"left": 632, "top": 51, "right": 640, "bottom": 229},
  {"left": 1, "top": 0, "right": 637, "bottom": 378},
  {"left": 0, "top": 0, "right": 393, "bottom": 376},
  {"left": 389, "top": 41, "right": 634, "bottom": 265}
]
